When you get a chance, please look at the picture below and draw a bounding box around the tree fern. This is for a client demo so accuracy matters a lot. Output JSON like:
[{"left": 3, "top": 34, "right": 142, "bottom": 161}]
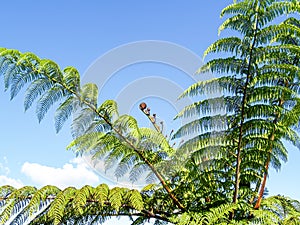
[
  {"left": 1, "top": 0, "right": 300, "bottom": 224},
  {"left": 175, "top": 0, "right": 300, "bottom": 219}
]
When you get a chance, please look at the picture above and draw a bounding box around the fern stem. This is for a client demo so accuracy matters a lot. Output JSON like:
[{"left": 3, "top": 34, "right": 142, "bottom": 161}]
[
  {"left": 232, "top": 0, "right": 260, "bottom": 206},
  {"left": 254, "top": 83, "right": 286, "bottom": 209}
]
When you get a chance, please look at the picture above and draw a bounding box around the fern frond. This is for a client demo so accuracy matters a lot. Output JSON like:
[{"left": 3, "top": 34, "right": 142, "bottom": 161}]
[
  {"left": 36, "top": 85, "right": 67, "bottom": 122},
  {"left": 71, "top": 107, "right": 99, "bottom": 138},
  {"left": 173, "top": 114, "right": 228, "bottom": 139},
  {"left": 81, "top": 83, "right": 98, "bottom": 106},
  {"left": 197, "top": 58, "right": 244, "bottom": 75},
  {"left": 104, "top": 140, "right": 134, "bottom": 171},
  {"left": 219, "top": 14, "right": 252, "bottom": 35},
  {"left": 0, "top": 186, "right": 36, "bottom": 224},
  {"left": 200, "top": 203, "right": 238, "bottom": 225},
  {"left": 47, "top": 186, "right": 76, "bottom": 225},
  {"left": 125, "top": 189, "right": 144, "bottom": 211},
  {"left": 113, "top": 114, "right": 141, "bottom": 141},
  {"left": 67, "top": 131, "right": 106, "bottom": 155},
  {"left": 39, "top": 59, "right": 63, "bottom": 82},
  {"left": 203, "top": 37, "right": 243, "bottom": 59},
  {"left": 63, "top": 66, "right": 80, "bottom": 92},
  {"left": 98, "top": 99, "right": 119, "bottom": 122},
  {"left": 129, "top": 163, "right": 150, "bottom": 183},
  {"left": 25, "top": 185, "right": 60, "bottom": 216},
  {"left": 176, "top": 96, "right": 239, "bottom": 119},
  {"left": 114, "top": 152, "right": 139, "bottom": 179},
  {"left": 139, "top": 127, "right": 173, "bottom": 155},
  {"left": 179, "top": 76, "right": 242, "bottom": 99},
  {"left": 24, "top": 78, "right": 54, "bottom": 111},
  {"left": 72, "top": 185, "right": 94, "bottom": 216},
  {"left": 220, "top": 1, "right": 255, "bottom": 18},
  {"left": 54, "top": 96, "right": 79, "bottom": 133},
  {"left": 178, "top": 131, "right": 228, "bottom": 154},
  {"left": 108, "top": 187, "right": 126, "bottom": 211},
  {"left": 94, "top": 184, "right": 109, "bottom": 206}
]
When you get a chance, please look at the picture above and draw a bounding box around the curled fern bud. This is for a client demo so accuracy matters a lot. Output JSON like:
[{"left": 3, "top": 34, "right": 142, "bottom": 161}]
[{"left": 139, "top": 102, "right": 147, "bottom": 110}]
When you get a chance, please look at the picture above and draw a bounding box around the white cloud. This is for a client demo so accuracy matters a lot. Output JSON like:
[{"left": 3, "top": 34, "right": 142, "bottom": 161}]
[
  {"left": 21, "top": 157, "right": 101, "bottom": 189},
  {"left": 0, "top": 175, "right": 23, "bottom": 188},
  {"left": 0, "top": 156, "right": 23, "bottom": 188}
]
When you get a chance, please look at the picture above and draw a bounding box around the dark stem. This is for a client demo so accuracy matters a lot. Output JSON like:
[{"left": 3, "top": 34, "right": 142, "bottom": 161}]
[{"left": 230, "top": 1, "right": 260, "bottom": 219}]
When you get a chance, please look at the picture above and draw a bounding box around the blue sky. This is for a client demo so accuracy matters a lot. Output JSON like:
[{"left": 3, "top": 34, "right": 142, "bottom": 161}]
[{"left": 0, "top": 1, "right": 300, "bottom": 224}]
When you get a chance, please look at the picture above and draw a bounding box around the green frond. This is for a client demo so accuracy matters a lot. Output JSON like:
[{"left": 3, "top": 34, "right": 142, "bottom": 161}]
[
  {"left": 54, "top": 96, "right": 79, "bottom": 133},
  {"left": 36, "top": 85, "right": 66, "bottom": 122},
  {"left": 218, "top": 14, "right": 252, "bottom": 35},
  {"left": 281, "top": 101, "right": 300, "bottom": 127},
  {"left": 176, "top": 96, "right": 240, "bottom": 119},
  {"left": 191, "top": 145, "right": 227, "bottom": 166},
  {"left": 25, "top": 185, "right": 61, "bottom": 216},
  {"left": 16, "top": 52, "right": 40, "bottom": 68},
  {"left": 220, "top": 1, "right": 255, "bottom": 18},
  {"left": 98, "top": 99, "right": 119, "bottom": 122},
  {"left": 262, "top": 44, "right": 300, "bottom": 58},
  {"left": 94, "top": 184, "right": 109, "bottom": 206},
  {"left": 39, "top": 59, "right": 63, "bottom": 82},
  {"left": 178, "top": 131, "right": 228, "bottom": 154},
  {"left": 266, "top": 1, "right": 300, "bottom": 21},
  {"left": 245, "top": 104, "right": 283, "bottom": 120},
  {"left": 258, "top": 195, "right": 300, "bottom": 224},
  {"left": 197, "top": 58, "right": 244, "bottom": 75},
  {"left": 252, "top": 64, "right": 299, "bottom": 86},
  {"left": 179, "top": 76, "right": 242, "bottom": 100},
  {"left": 0, "top": 47, "right": 7, "bottom": 53},
  {"left": 0, "top": 49, "right": 21, "bottom": 60},
  {"left": 125, "top": 189, "right": 144, "bottom": 211},
  {"left": 47, "top": 186, "right": 77, "bottom": 225},
  {"left": 201, "top": 203, "right": 238, "bottom": 225},
  {"left": 258, "top": 23, "right": 300, "bottom": 44},
  {"left": 72, "top": 185, "right": 94, "bottom": 216},
  {"left": 139, "top": 127, "right": 173, "bottom": 155},
  {"left": 5, "top": 51, "right": 42, "bottom": 98},
  {"left": 241, "top": 118, "right": 277, "bottom": 137},
  {"left": 108, "top": 187, "right": 126, "bottom": 211},
  {"left": 129, "top": 163, "right": 150, "bottom": 183},
  {"left": 173, "top": 114, "right": 228, "bottom": 139},
  {"left": 104, "top": 140, "right": 134, "bottom": 171},
  {"left": 81, "top": 83, "right": 98, "bottom": 106},
  {"left": 284, "top": 16, "right": 300, "bottom": 27},
  {"left": 281, "top": 127, "right": 300, "bottom": 149},
  {"left": 24, "top": 78, "right": 54, "bottom": 111},
  {"left": 67, "top": 131, "right": 106, "bottom": 155},
  {"left": 0, "top": 186, "right": 37, "bottom": 224},
  {"left": 113, "top": 114, "right": 140, "bottom": 133},
  {"left": 71, "top": 107, "right": 99, "bottom": 138},
  {"left": 0, "top": 57, "right": 13, "bottom": 79},
  {"left": 8, "top": 69, "right": 41, "bottom": 100},
  {"left": 89, "top": 134, "right": 123, "bottom": 160},
  {"left": 63, "top": 66, "right": 80, "bottom": 92},
  {"left": 203, "top": 37, "right": 243, "bottom": 59},
  {"left": 3, "top": 62, "right": 20, "bottom": 91},
  {"left": 114, "top": 152, "right": 139, "bottom": 179},
  {"left": 0, "top": 185, "right": 15, "bottom": 197},
  {"left": 247, "top": 86, "right": 296, "bottom": 105}
]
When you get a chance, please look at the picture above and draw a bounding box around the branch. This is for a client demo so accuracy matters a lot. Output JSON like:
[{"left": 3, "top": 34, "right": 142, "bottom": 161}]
[{"left": 18, "top": 58, "right": 185, "bottom": 211}]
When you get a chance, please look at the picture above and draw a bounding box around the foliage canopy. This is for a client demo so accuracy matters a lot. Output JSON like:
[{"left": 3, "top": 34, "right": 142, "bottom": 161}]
[{"left": 1, "top": 0, "right": 300, "bottom": 224}]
